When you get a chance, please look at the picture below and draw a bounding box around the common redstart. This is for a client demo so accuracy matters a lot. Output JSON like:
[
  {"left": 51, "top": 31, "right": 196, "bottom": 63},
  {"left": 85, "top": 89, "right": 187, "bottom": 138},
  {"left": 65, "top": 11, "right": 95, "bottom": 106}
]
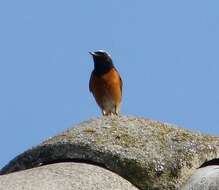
[{"left": 89, "top": 50, "right": 122, "bottom": 116}]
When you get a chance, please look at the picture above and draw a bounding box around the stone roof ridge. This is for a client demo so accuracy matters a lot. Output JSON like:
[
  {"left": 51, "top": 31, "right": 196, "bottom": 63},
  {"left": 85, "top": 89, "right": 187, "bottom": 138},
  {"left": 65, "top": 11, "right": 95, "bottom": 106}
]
[{"left": 1, "top": 116, "right": 219, "bottom": 190}]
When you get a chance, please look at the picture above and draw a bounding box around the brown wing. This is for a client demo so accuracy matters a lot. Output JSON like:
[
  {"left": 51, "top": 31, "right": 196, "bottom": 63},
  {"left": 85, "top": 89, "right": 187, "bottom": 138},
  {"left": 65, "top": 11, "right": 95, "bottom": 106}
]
[
  {"left": 89, "top": 71, "right": 106, "bottom": 110},
  {"left": 89, "top": 71, "right": 96, "bottom": 93},
  {"left": 89, "top": 71, "right": 95, "bottom": 92},
  {"left": 119, "top": 75, "right": 123, "bottom": 96}
]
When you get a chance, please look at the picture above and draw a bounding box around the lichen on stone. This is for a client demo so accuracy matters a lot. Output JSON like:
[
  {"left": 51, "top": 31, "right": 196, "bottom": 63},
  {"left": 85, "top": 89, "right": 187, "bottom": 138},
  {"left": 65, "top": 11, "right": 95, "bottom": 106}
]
[{"left": 1, "top": 116, "right": 219, "bottom": 190}]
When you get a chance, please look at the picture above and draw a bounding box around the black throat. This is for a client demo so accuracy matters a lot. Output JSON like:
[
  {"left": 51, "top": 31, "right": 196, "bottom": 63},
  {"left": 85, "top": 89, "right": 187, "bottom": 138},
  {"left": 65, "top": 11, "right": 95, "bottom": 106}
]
[{"left": 93, "top": 58, "right": 114, "bottom": 76}]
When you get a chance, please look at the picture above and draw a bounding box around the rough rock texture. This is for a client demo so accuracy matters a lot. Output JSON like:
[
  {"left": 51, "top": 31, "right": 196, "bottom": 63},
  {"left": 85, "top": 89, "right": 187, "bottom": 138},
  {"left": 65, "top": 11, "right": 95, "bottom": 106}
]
[
  {"left": 0, "top": 162, "right": 139, "bottom": 190},
  {"left": 1, "top": 116, "right": 219, "bottom": 190},
  {"left": 182, "top": 165, "right": 219, "bottom": 190}
]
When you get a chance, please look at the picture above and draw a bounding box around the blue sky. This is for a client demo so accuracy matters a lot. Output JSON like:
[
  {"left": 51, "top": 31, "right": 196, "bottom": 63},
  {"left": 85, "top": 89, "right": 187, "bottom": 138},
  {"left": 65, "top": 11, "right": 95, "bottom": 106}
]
[{"left": 0, "top": 1, "right": 219, "bottom": 168}]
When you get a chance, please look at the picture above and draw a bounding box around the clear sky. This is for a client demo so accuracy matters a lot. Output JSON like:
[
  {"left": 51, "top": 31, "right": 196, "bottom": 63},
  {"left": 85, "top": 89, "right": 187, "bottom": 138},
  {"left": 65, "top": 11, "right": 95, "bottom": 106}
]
[{"left": 0, "top": 1, "right": 219, "bottom": 168}]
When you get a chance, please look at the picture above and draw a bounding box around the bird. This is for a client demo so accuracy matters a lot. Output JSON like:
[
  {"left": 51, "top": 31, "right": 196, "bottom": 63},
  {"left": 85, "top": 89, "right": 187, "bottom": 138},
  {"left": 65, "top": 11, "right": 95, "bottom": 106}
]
[{"left": 89, "top": 50, "right": 122, "bottom": 116}]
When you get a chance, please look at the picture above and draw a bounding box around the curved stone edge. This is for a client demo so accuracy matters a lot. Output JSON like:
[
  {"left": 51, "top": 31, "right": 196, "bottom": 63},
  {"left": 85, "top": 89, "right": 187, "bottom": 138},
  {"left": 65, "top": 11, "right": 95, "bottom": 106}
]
[
  {"left": 0, "top": 162, "right": 140, "bottom": 190},
  {"left": 199, "top": 158, "right": 219, "bottom": 168},
  {"left": 1, "top": 116, "right": 219, "bottom": 190},
  {"left": 0, "top": 142, "right": 149, "bottom": 188},
  {"left": 182, "top": 165, "right": 219, "bottom": 190},
  {"left": 1, "top": 141, "right": 219, "bottom": 190}
]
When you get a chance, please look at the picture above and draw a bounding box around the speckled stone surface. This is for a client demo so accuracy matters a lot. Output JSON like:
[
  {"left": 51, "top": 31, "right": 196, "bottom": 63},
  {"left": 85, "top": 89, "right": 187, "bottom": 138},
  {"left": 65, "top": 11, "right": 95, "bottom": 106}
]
[
  {"left": 182, "top": 165, "right": 219, "bottom": 190},
  {"left": 0, "top": 162, "right": 139, "bottom": 190},
  {"left": 1, "top": 116, "right": 219, "bottom": 190}
]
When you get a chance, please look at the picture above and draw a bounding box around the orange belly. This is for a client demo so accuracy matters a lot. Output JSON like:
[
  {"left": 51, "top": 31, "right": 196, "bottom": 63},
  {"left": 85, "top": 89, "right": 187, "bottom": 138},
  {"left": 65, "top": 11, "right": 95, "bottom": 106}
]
[{"left": 89, "top": 68, "right": 122, "bottom": 115}]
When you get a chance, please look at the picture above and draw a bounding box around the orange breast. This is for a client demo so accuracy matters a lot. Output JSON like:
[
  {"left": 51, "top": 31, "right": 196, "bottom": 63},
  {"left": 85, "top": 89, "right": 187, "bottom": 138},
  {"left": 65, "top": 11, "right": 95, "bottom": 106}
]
[{"left": 89, "top": 68, "right": 122, "bottom": 111}]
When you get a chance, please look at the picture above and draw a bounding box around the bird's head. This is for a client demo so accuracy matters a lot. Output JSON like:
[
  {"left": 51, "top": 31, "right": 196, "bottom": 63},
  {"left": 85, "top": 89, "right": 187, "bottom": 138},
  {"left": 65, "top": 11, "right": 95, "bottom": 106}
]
[{"left": 89, "top": 50, "right": 114, "bottom": 74}]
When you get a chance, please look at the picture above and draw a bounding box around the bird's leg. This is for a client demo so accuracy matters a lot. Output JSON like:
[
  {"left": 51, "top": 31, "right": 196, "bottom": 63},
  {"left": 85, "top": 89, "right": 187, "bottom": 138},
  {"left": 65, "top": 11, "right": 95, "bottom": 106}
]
[
  {"left": 115, "top": 105, "right": 120, "bottom": 116},
  {"left": 102, "top": 110, "right": 107, "bottom": 116}
]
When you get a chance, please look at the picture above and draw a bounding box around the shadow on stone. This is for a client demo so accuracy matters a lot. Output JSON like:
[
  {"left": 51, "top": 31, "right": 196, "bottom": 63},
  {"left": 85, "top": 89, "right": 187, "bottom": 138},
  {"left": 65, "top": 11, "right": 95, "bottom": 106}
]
[{"left": 1, "top": 116, "right": 219, "bottom": 190}]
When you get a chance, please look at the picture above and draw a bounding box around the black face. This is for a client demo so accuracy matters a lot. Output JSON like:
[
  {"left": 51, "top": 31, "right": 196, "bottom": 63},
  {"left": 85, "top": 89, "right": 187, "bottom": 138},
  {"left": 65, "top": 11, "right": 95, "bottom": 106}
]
[{"left": 90, "top": 51, "right": 114, "bottom": 76}]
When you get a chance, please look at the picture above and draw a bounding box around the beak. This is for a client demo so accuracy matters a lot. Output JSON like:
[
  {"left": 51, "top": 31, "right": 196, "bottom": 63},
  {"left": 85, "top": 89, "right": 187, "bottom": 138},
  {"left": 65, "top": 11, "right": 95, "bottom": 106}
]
[{"left": 89, "top": 51, "right": 96, "bottom": 56}]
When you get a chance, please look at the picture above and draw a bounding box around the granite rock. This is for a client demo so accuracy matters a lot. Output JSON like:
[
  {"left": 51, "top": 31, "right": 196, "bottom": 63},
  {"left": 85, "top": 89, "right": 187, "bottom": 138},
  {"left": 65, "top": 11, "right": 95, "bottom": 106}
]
[
  {"left": 0, "top": 162, "right": 139, "bottom": 190},
  {"left": 1, "top": 116, "right": 219, "bottom": 189}
]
